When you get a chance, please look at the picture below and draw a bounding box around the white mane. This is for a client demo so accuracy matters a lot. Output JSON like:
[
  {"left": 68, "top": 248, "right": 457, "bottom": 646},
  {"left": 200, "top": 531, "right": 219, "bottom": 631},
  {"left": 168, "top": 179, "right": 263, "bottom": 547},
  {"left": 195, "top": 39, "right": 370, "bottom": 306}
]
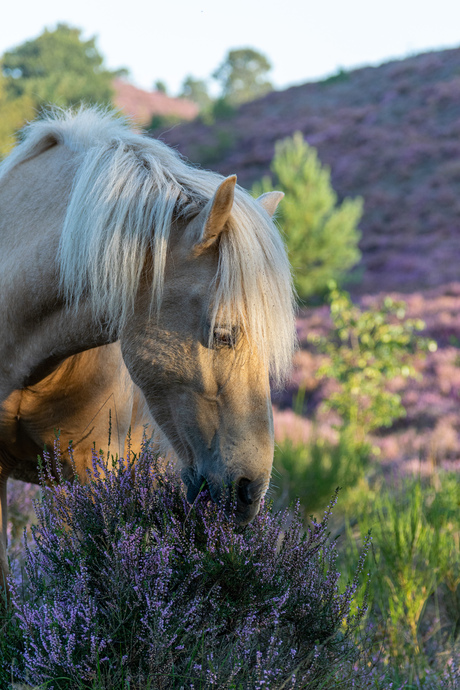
[{"left": 1, "top": 107, "right": 297, "bottom": 384}]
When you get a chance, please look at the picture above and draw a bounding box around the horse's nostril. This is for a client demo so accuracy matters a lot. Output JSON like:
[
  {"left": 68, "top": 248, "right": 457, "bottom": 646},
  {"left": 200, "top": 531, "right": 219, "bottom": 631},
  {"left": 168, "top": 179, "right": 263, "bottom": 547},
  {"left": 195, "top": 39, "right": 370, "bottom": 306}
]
[{"left": 237, "top": 477, "right": 254, "bottom": 506}]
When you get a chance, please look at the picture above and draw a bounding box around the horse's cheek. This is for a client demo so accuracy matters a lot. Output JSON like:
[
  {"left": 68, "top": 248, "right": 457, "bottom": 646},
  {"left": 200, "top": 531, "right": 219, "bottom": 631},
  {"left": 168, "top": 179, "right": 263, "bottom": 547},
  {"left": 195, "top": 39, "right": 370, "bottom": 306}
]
[{"left": 121, "top": 332, "right": 188, "bottom": 398}]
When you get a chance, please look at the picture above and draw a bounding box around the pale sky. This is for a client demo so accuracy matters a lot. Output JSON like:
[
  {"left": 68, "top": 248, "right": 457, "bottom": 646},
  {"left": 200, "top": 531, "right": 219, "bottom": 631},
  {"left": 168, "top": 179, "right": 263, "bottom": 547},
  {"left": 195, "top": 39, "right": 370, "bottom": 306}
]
[{"left": 2, "top": 0, "right": 460, "bottom": 95}]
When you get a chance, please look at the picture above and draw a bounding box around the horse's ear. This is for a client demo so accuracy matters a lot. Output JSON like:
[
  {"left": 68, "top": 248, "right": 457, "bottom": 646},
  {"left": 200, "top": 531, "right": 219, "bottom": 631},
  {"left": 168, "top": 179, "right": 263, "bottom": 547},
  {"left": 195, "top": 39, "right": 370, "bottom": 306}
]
[
  {"left": 194, "top": 175, "right": 237, "bottom": 253},
  {"left": 257, "top": 191, "right": 284, "bottom": 217}
]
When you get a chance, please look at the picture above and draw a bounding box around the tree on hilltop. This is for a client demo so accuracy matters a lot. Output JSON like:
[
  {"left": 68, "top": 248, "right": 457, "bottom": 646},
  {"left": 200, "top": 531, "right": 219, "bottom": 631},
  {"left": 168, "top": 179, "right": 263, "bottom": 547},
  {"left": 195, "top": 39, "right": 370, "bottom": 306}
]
[
  {"left": 179, "top": 75, "right": 212, "bottom": 111},
  {"left": 2, "top": 23, "right": 121, "bottom": 109},
  {"left": 212, "top": 48, "right": 273, "bottom": 105},
  {"left": 154, "top": 80, "right": 168, "bottom": 94}
]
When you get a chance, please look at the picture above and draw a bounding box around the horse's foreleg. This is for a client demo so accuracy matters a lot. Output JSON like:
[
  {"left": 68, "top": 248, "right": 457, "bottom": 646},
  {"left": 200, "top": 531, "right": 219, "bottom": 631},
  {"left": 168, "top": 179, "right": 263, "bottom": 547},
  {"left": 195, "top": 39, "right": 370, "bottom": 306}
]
[{"left": 0, "top": 476, "right": 9, "bottom": 603}]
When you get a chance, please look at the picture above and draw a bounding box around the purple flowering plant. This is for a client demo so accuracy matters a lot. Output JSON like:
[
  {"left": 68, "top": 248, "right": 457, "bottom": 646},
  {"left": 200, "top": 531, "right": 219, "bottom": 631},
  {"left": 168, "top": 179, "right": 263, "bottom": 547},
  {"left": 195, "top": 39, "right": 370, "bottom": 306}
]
[{"left": 4, "top": 438, "right": 371, "bottom": 689}]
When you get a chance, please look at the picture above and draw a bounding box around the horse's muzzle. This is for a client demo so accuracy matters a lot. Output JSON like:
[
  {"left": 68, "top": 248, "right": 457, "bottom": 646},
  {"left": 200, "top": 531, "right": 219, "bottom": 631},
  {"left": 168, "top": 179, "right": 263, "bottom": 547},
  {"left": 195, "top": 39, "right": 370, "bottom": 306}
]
[{"left": 181, "top": 467, "right": 265, "bottom": 525}]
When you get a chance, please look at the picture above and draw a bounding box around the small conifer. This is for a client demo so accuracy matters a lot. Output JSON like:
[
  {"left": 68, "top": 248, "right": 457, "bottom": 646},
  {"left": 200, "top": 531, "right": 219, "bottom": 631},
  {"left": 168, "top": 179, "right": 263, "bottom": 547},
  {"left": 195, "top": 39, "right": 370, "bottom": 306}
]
[{"left": 254, "top": 132, "right": 363, "bottom": 302}]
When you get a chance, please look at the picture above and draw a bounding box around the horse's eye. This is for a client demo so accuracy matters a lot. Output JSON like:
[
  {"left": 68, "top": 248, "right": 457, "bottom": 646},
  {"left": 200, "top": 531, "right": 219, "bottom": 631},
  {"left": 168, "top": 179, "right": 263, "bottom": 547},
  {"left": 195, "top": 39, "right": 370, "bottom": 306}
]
[{"left": 212, "top": 326, "right": 237, "bottom": 348}]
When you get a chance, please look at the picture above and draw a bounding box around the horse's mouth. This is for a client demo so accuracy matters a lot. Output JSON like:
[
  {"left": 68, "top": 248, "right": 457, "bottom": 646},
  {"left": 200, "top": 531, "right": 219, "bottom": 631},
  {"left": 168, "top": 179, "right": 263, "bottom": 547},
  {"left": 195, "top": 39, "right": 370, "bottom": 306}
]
[
  {"left": 180, "top": 467, "right": 261, "bottom": 525},
  {"left": 181, "top": 468, "right": 223, "bottom": 506},
  {"left": 181, "top": 467, "right": 208, "bottom": 503}
]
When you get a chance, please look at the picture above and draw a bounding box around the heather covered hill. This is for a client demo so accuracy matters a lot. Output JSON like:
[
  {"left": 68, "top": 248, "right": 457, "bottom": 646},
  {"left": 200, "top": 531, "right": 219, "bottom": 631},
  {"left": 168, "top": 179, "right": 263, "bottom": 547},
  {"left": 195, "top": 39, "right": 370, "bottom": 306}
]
[{"left": 157, "top": 47, "right": 460, "bottom": 295}]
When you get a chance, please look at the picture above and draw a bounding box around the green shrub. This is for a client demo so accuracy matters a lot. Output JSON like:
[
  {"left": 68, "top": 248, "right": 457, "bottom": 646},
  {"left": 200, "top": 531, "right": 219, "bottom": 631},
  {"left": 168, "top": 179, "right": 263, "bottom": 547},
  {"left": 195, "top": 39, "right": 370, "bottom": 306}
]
[
  {"left": 147, "top": 114, "right": 183, "bottom": 132},
  {"left": 253, "top": 133, "right": 362, "bottom": 301},
  {"left": 321, "top": 68, "right": 350, "bottom": 85},
  {"left": 274, "top": 287, "right": 435, "bottom": 521},
  {"left": 311, "top": 284, "right": 437, "bottom": 448}
]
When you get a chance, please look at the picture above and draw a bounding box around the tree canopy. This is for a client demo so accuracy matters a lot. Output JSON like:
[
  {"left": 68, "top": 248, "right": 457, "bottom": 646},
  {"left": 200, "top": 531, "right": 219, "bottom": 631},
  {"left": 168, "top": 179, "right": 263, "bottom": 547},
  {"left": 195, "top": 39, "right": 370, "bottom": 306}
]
[
  {"left": 0, "top": 24, "right": 122, "bottom": 157},
  {"left": 212, "top": 48, "right": 273, "bottom": 105},
  {"left": 179, "top": 75, "right": 212, "bottom": 111},
  {"left": 2, "top": 24, "right": 119, "bottom": 107},
  {"left": 0, "top": 73, "right": 35, "bottom": 158}
]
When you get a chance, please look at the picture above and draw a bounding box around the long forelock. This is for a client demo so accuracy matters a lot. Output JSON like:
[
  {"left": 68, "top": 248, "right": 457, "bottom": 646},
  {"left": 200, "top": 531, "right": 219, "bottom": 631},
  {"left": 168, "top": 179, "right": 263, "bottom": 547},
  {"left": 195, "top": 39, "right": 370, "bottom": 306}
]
[
  {"left": 209, "top": 196, "right": 297, "bottom": 385},
  {"left": 2, "top": 107, "right": 296, "bottom": 385}
]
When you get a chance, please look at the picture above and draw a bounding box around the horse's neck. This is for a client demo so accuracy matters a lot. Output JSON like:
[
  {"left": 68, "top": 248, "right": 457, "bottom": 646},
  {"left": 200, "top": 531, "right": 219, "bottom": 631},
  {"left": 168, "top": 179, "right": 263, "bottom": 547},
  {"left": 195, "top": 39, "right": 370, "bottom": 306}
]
[
  {"left": 0, "top": 297, "right": 113, "bottom": 401},
  {"left": 0, "top": 143, "right": 114, "bottom": 399}
]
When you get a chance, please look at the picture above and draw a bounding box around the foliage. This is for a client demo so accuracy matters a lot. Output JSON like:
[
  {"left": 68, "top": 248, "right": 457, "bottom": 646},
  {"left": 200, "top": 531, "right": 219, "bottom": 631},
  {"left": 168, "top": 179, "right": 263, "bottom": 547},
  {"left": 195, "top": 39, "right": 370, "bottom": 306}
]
[
  {"left": 154, "top": 80, "right": 168, "bottom": 94},
  {"left": 339, "top": 472, "right": 460, "bottom": 684},
  {"left": 212, "top": 48, "right": 273, "bottom": 105},
  {"left": 193, "top": 128, "right": 235, "bottom": 166},
  {"left": 253, "top": 132, "right": 362, "bottom": 301},
  {"left": 6, "top": 481, "right": 39, "bottom": 588},
  {"left": 273, "top": 285, "right": 435, "bottom": 529},
  {"left": 273, "top": 428, "right": 371, "bottom": 518},
  {"left": 0, "top": 74, "right": 35, "bottom": 158},
  {"left": 0, "top": 24, "right": 120, "bottom": 156},
  {"left": 3, "top": 442, "right": 371, "bottom": 689},
  {"left": 0, "top": 594, "right": 24, "bottom": 690},
  {"left": 147, "top": 113, "right": 184, "bottom": 134},
  {"left": 2, "top": 24, "right": 118, "bottom": 108},
  {"left": 310, "top": 284, "right": 437, "bottom": 446},
  {"left": 179, "top": 75, "right": 212, "bottom": 112},
  {"left": 5, "top": 459, "right": 460, "bottom": 688},
  {"left": 321, "top": 67, "right": 350, "bottom": 85},
  {"left": 209, "top": 96, "right": 236, "bottom": 120}
]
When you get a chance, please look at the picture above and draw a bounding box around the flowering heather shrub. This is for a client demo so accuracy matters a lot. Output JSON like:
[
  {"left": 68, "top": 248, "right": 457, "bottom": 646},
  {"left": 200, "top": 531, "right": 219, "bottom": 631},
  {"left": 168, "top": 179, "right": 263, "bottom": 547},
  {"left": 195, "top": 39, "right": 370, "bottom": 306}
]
[
  {"left": 7, "top": 480, "right": 40, "bottom": 584},
  {"left": 311, "top": 285, "right": 436, "bottom": 445},
  {"left": 8, "top": 441, "right": 370, "bottom": 689}
]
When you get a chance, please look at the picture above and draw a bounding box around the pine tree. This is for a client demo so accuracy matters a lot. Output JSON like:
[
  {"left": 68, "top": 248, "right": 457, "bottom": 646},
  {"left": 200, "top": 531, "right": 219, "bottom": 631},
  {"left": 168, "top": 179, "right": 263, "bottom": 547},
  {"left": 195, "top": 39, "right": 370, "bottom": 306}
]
[{"left": 254, "top": 132, "right": 362, "bottom": 302}]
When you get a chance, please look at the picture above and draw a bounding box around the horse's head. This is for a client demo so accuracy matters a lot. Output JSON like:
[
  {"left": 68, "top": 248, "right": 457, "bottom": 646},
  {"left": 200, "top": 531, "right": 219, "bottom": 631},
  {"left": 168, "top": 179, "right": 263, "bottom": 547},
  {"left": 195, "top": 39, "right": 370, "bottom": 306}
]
[{"left": 121, "top": 176, "right": 288, "bottom": 525}]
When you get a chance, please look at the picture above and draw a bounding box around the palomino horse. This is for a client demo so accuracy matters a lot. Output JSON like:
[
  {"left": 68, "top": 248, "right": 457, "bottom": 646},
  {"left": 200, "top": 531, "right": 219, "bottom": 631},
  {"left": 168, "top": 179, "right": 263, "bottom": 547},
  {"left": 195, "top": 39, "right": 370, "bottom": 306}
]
[{"left": 0, "top": 108, "right": 296, "bottom": 589}]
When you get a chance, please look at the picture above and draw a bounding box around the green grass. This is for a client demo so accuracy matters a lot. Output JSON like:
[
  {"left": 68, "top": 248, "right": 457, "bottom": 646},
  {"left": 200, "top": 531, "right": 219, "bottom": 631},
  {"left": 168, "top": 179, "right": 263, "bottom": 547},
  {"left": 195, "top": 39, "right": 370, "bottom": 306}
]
[
  {"left": 272, "top": 431, "right": 371, "bottom": 517},
  {"left": 271, "top": 427, "right": 460, "bottom": 687}
]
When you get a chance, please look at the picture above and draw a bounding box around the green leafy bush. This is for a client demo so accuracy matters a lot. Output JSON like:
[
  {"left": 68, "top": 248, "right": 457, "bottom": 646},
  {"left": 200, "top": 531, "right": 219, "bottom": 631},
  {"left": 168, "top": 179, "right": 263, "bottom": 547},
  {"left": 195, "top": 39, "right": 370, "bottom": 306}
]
[
  {"left": 274, "top": 286, "right": 435, "bottom": 523},
  {"left": 253, "top": 133, "right": 362, "bottom": 301},
  {"left": 311, "top": 284, "right": 437, "bottom": 447}
]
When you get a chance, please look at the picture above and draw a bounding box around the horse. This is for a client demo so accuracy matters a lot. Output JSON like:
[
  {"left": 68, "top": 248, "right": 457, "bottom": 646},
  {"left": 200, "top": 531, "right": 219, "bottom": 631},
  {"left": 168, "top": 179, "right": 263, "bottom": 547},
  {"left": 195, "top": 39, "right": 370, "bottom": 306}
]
[{"left": 0, "top": 107, "right": 296, "bottom": 590}]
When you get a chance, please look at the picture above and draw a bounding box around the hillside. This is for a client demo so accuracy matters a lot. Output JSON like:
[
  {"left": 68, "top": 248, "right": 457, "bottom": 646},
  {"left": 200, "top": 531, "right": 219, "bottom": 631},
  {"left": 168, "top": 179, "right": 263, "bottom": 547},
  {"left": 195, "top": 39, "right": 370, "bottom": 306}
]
[{"left": 155, "top": 47, "right": 460, "bottom": 296}]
